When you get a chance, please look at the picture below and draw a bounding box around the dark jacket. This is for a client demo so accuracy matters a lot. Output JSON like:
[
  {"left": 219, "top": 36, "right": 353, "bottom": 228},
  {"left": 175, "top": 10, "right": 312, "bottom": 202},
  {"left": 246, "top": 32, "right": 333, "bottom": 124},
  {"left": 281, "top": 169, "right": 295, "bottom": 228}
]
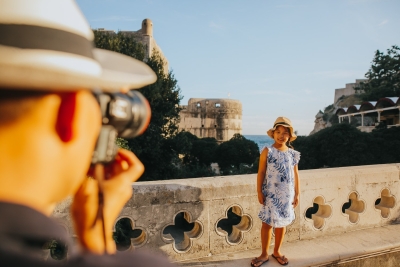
[{"left": 0, "top": 202, "right": 175, "bottom": 267}]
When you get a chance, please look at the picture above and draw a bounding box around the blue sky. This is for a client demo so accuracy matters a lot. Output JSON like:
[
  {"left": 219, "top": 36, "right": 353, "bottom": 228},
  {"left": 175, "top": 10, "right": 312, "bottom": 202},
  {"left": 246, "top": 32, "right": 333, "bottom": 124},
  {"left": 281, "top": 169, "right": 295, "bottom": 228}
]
[{"left": 76, "top": 0, "right": 400, "bottom": 135}]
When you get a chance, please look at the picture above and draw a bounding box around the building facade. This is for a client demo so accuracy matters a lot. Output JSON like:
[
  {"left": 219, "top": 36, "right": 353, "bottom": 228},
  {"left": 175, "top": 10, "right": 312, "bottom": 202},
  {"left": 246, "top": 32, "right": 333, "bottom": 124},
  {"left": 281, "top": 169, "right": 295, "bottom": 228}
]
[
  {"left": 178, "top": 98, "right": 242, "bottom": 142},
  {"left": 333, "top": 79, "right": 366, "bottom": 103},
  {"left": 336, "top": 96, "right": 400, "bottom": 132}
]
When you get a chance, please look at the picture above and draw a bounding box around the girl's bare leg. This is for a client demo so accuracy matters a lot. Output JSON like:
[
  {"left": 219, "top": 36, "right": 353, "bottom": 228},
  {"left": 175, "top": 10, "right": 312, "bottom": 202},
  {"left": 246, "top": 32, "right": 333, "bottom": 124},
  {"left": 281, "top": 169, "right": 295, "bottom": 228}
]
[
  {"left": 273, "top": 227, "right": 285, "bottom": 255},
  {"left": 261, "top": 222, "right": 273, "bottom": 257},
  {"left": 251, "top": 222, "right": 272, "bottom": 266},
  {"left": 273, "top": 227, "right": 289, "bottom": 264}
]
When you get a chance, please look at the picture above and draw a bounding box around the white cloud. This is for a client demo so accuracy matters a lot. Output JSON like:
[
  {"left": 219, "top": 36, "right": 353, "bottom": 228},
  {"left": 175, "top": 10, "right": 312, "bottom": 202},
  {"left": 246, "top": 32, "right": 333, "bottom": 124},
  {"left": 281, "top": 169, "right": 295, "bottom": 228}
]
[{"left": 379, "top": 19, "right": 388, "bottom": 26}]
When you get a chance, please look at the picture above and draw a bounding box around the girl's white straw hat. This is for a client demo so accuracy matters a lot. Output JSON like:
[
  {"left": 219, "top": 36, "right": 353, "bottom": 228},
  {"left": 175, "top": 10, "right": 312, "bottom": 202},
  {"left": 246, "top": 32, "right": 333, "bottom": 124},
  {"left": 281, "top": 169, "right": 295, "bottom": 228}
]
[
  {"left": 0, "top": 0, "right": 156, "bottom": 92},
  {"left": 267, "top": 117, "right": 297, "bottom": 141}
]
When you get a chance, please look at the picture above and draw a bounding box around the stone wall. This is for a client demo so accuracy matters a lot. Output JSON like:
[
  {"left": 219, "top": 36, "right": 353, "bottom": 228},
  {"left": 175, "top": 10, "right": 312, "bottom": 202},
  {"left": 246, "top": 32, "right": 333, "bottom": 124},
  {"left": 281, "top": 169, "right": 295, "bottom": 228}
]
[
  {"left": 52, "top": 163, "right": 400, "bottom": 261},
  {"left": 96, "top": 18, "right": 169, "bottom": 73},
  {"left": 333, "top": 79, "right": 366, "bottom": 104},
  {"left": 178, "top": 98, "right": 242, "bottom": 142}
]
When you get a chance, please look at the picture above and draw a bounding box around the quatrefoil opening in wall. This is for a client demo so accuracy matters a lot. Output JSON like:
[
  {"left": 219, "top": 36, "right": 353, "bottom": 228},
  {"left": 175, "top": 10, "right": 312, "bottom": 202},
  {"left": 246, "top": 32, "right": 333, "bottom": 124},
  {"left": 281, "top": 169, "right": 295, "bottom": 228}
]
[
  {"left": 375, "top": 188, "right": 396, "bottom": 219},
  {"left": 341, "top": 191, "right": 366, "bottom": 224},
  {"left": 216, "top": 205, "right": 252, "bottom": 245},
  {"left": 305, "top": 196, "right": 332, "bottom": 230},
  {"left": 162, "top": 211, "right": 203, "bottom": 253},
  {"left": 113, "top": 217, "right": 147, "bottom": 251}
]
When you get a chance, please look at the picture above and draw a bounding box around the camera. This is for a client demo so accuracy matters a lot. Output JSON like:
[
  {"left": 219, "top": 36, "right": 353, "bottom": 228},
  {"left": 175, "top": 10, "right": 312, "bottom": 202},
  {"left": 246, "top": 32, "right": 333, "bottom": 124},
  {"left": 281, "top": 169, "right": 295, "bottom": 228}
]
[{"left": 91, "top": 91, "right": 151, "bottom": 164}]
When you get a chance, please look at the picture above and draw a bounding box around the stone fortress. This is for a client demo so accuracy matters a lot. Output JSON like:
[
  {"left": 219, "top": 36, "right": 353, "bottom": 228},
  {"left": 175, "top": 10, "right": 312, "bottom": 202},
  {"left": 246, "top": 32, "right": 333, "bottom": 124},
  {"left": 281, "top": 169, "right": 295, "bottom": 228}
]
[
  {"left": 96, "top": 18, "right": 169, "bottom": 72},
  {"left": 333, "top": 79, "right": 366, "bottom": 103},
  {"left": 178, "top": 98, "right": 242, "bottom": 142}
]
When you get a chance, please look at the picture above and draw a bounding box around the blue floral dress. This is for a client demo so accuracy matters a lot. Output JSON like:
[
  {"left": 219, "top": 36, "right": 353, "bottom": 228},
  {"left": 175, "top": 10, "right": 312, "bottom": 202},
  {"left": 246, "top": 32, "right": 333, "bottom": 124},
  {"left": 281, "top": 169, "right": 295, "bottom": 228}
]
[{"left": 258, "top": 146, "right": 300, "bottom": 227}]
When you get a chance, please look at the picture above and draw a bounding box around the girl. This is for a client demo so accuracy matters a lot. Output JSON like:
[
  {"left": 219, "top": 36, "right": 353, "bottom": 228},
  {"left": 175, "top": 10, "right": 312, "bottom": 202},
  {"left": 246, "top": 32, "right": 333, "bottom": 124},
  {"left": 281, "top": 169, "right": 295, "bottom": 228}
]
[{"left": 251, "top": 117, "right": 300, "bottom": 267}]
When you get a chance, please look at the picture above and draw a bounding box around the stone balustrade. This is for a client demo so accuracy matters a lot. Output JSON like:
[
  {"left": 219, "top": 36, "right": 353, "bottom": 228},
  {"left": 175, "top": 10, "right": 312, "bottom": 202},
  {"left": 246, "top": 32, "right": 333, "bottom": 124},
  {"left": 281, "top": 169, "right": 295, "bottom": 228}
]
[{"left": 52, "top": 163, "right": 400, "bottom": 262}]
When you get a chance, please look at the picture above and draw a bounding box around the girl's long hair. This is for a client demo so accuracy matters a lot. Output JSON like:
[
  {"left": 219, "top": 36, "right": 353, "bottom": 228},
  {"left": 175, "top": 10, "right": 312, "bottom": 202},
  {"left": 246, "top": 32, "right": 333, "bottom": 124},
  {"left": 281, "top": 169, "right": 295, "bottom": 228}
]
[
  {"left": 287, "top": 139, "right": 294, "bottom": 149},
  {"left": 287, "top": 128, "right": 294, "bottom": 149}
]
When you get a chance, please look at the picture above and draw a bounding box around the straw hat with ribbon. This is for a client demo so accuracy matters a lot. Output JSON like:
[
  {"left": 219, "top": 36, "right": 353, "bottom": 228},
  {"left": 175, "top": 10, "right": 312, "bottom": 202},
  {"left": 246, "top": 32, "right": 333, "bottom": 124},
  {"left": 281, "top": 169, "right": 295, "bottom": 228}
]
[
  {"left": 0, "top": 0, "right": 156, "bottom": 92},
  {"left": 267, "top": 117, "right": 297, "bottom": 141}
]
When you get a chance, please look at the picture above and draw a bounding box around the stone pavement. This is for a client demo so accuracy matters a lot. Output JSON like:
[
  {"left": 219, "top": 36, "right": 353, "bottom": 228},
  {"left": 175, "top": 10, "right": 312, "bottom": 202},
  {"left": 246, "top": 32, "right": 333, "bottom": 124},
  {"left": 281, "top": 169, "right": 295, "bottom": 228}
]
[{"left": 176, "top": 224, "right": 400, "bottom": 267}]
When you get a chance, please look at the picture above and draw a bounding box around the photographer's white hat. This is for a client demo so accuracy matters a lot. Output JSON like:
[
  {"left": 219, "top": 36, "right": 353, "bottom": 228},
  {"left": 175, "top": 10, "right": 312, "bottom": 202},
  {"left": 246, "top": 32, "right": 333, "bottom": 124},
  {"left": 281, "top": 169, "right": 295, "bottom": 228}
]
[{"left": 0, "top": 0, "right": 156, "bottom": 92}]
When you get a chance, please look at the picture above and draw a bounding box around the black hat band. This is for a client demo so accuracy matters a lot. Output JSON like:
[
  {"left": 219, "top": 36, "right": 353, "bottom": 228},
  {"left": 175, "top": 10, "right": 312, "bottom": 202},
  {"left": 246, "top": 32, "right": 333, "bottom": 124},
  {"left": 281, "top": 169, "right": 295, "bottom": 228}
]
[
  {"left": 0, "top": 24, "right": 94, "bottom": 59},
  {"left": 273, "top": 122, "right": 291, "bottom": 128}
]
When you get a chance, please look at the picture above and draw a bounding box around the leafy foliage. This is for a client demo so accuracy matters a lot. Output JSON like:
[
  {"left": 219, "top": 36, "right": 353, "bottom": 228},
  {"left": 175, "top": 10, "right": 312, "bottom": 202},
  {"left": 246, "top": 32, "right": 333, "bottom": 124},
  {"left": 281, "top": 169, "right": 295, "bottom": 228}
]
[
  {"left": 93, "top": 31, "right": 146, "bottom": 61},
  {"left": 171, "top": 131, "right": 218, "bottom": 178},
  {"left": 214, "top": 134, "right": 259, "bottom": 174},
  {"left": 355, "top": 45, "right": 400, "bottom": 100},
  {"left": 324, "top": 104, "right": 334, "bottom": 113},
  {"left": 293, "top": 123, "right": 400, "bottom": 170},
  {"left": 127, "top": 52, "right": 183, "bottom": 181},
  {"left": 189, "top": 137, "right": 219, "bottom": 166},
  {"left": 115, "top": 137, "right": 130, "bottom": 150},
  {"left": 94, "top": 31, "right": 182, "bottom": 181}
]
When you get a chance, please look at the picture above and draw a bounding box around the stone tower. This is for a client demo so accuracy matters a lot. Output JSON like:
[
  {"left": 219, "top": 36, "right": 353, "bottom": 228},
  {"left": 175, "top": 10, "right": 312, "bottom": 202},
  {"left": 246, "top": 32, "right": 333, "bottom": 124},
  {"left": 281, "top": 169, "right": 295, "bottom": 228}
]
[
  {"left": 141, "top": 18, "right": 153, "bottom": 36},
  {"left": 99, "top": 18, "right": 169, "bottom": 72},
  {"left": 178, "top": 98, "right": 242, "bottom": 142}
]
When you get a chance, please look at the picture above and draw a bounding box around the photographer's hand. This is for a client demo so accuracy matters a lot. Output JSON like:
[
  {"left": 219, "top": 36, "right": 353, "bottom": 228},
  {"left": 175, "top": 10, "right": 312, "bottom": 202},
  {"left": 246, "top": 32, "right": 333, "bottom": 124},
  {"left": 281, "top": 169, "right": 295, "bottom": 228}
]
[{"left": 71, "top": 149, "right": 144, "bottom": 254}]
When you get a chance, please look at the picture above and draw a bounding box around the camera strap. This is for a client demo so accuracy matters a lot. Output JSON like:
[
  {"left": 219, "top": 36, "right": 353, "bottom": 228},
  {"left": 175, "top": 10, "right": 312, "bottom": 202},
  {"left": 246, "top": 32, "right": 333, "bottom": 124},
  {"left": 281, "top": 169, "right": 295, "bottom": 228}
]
[{"left": 92, "top": 164, "right": 108, "bottom": 254}]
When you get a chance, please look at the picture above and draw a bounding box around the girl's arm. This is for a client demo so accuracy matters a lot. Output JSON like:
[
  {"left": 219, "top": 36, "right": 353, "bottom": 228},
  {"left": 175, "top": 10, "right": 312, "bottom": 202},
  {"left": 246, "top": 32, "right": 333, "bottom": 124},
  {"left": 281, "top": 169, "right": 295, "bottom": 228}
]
[
  {"left": 292, "top": 164, "right": 300, "bottom": 208},
  {"left": 257, "top": 148, "right": 268, "bottom": 205}
]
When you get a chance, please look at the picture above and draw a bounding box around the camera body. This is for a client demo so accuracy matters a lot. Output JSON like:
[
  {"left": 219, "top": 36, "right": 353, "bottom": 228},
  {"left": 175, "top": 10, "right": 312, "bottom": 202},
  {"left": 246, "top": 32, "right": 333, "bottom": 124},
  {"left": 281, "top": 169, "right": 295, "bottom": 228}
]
[{"left": 91, "top": 91, "right": 151, "bottom": 164}]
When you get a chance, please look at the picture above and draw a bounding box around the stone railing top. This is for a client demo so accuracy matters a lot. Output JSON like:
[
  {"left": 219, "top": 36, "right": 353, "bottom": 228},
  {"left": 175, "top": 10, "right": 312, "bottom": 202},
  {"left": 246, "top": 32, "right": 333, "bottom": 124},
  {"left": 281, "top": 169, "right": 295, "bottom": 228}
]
[{"left": 132, "top": 163, "right": 400, "bottom": 204}]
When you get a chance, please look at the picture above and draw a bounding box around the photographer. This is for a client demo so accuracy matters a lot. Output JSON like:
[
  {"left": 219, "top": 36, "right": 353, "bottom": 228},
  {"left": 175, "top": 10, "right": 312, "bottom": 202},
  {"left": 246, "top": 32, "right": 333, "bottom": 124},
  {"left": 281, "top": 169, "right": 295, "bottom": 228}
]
[{"left": 0, "top": 0, "right": 174, "bottom": 266}]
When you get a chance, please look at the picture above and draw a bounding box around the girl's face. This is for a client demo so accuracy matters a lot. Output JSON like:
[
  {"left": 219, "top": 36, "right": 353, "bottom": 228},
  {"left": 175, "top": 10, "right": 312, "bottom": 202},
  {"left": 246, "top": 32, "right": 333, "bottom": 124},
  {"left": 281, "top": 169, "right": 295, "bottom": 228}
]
[{"left": 273, "top": 125, "right": 290, "bottom": 145}]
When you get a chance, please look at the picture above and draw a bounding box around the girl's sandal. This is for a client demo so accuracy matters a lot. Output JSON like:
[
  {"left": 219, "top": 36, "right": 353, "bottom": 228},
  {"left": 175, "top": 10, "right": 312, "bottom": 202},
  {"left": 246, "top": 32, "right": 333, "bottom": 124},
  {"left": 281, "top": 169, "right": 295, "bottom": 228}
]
[
  {"left": 250, "top": 257, "right": 269, "bottom": 267},
  {"left": 272, "top": 254, "right": 289, "bottom": 266}
]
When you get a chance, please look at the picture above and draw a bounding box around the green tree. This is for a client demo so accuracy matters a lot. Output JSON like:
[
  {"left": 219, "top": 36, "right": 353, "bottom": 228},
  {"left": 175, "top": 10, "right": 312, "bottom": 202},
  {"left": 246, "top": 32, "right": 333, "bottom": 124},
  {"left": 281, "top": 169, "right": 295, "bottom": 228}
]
[
  {"left": 94, "top": 31, "right": 183, "bottom": 181},
  {"left": 171, "top": 131, "right": 198, "bottom": 162},
  {"left": 293, "top": 123, "right": 400, "bottom": 170},
  {"left": 214, "top": 134, "right": 259, "bottom": 174},
  {"left": 127, "top": 52, "right": 182, "bottom": 181},
  {"left": 190, "top": 137, "right": 218, "bottom": 166},
  {"left": 171, "top": 131, "right": 218, "bottom": 178},
  {"left": 355, "top": 45, "right": 400, "bottom": 100}
]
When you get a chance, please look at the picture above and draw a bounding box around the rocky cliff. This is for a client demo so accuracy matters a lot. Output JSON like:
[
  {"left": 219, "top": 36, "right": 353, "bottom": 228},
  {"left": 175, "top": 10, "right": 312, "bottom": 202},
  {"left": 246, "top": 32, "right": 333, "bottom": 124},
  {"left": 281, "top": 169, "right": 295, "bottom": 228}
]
[
  {"left": 309, "top": 94, "right": 362, "bottom": 135},
  {"left": 309, "top": 111, "right": 331, "bottom": 135}
]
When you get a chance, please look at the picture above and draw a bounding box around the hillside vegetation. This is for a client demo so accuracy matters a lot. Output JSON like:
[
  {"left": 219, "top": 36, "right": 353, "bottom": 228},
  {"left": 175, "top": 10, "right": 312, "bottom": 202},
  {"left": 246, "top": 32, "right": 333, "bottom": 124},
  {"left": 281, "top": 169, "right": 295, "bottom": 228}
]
[{"left": 294, "top": 123, "right": 400, "bottom": 170}]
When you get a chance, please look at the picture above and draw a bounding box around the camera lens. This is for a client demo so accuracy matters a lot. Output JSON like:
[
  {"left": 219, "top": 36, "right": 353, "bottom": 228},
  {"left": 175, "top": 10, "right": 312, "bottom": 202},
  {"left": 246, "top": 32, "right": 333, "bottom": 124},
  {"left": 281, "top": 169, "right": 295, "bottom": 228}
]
[
  {"left": 101, "top": 91, "right": 151, "bottom": 138},
  {"left": 92, "top": 91, "right": 151, "bottom": 164},
  {"left": 118, "top": 91, "right": 151, "bottom": 138}
]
